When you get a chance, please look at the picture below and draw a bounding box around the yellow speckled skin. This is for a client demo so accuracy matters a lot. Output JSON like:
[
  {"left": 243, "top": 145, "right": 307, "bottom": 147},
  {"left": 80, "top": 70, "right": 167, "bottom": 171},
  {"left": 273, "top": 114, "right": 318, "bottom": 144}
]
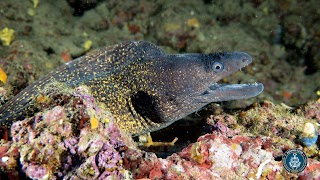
[{"left": 0, "top": 41, "right": 263, "bottom": 136}]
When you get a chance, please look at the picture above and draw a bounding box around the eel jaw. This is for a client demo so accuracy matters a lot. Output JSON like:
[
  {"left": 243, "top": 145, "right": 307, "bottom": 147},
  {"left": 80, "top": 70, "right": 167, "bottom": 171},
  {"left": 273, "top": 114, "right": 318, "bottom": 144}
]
[{"left": 194, "top": 82, "right": 264, "bottom": 103}]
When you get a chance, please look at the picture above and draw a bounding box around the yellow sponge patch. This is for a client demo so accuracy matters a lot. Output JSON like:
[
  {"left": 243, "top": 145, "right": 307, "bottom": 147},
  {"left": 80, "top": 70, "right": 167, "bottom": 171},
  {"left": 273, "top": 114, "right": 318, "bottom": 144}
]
[
  {"left": 0, "top": 67, "right": 7, "bottom": 84},
  {"left": 0, "top": 27, "right": 15, "bottom": 46},
  {"left": 90, "top": 116, "right": 99, "bottom": 129}
]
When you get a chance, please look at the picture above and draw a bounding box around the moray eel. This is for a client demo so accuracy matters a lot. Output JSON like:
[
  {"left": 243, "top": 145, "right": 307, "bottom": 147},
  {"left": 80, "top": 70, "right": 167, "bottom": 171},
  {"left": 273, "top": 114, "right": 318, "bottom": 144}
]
[{"left": 0, "top": 41, "right": 264, "bottom": 136}]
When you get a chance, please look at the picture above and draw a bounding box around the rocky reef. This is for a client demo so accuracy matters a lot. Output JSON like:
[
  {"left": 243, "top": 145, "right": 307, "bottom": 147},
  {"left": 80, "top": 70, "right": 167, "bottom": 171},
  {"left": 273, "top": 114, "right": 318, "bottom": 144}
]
[
  {"left": 0, "top": 84, "right": 319, "bottom": 179},
  {"left": 0, "top": 0, "right": 320, "bottom": 179},
  {"left": 0, "top": 84, "right": 135, "bottom": 179}
]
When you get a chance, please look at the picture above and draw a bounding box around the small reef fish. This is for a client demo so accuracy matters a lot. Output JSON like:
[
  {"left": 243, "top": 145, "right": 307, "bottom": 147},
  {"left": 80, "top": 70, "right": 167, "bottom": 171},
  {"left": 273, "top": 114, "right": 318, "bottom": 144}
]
[{"left": 0, "top": 41, "right": 264, "bottom": 136}]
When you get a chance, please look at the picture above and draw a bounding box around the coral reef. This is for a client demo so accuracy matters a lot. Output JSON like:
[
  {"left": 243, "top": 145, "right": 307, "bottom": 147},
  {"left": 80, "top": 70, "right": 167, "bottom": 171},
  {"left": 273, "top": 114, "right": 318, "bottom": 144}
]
[
  {"left": 0, "top": 0, "right": 319, "bottom": 179},
  {"left": 125, "top": 133, "right": 320, "bottom": 179},
  {"left": 207, "top": 100, "right": 320, "bottom": 157},
  {"left": 0, "top": 84, "right": 319, "bottom": 179},
  {"left": 0, "top": 84, "right": 135, "bottom": 179}
]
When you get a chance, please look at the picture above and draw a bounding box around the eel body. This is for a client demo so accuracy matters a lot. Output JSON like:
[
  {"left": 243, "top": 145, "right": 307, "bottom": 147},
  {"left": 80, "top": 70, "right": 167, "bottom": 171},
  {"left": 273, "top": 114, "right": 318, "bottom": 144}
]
[{"left": 0, "top": 41, "right": 264, "bottom": 136}]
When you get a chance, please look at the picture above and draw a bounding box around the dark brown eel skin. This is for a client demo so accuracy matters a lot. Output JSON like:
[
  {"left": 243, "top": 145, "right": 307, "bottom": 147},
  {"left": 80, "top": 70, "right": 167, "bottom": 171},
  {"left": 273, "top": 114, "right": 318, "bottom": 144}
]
[{"left": 0, "top": 41, "right": 264, "bottom": 136}]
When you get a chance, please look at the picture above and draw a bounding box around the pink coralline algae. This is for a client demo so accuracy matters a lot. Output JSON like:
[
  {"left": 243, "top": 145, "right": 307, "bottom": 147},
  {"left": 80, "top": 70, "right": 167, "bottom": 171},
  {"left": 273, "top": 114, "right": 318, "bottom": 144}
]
[
  {"left": 125, "top": 133, "right": 280, "bottom": 179},
  {"left": 125, "top": 133, "right": 320, "bottom": 179},
  {"left": 302, "top": 99, "right": 320, "bottom": 123},
  {"left": 0, "top": 84, "right": 135, "bottom": 179},
  {"left": 0, "top": 84, "right": 320, "bottom": 179}
]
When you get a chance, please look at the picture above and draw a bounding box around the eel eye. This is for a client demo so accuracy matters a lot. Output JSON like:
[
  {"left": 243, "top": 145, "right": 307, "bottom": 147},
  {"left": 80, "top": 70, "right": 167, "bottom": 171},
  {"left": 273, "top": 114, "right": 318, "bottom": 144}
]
[{"left": 212, "top": 62, "right": 224, "bottom": 72}]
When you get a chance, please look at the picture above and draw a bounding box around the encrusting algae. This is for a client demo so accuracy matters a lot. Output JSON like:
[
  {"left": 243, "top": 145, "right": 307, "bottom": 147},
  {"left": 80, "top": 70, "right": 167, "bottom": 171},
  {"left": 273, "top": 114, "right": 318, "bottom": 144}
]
[{"left": 0, "top": 84, "right": 135, "bottom": 179}]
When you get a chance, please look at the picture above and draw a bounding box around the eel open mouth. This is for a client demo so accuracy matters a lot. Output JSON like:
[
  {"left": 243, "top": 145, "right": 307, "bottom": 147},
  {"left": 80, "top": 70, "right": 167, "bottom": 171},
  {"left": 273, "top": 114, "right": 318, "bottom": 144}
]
[
  {"left": 209, "top": 82, "right": 264, "bottom": 100},
  {"left": 195, "top": 82, "right": 264, "bottom": 103}
]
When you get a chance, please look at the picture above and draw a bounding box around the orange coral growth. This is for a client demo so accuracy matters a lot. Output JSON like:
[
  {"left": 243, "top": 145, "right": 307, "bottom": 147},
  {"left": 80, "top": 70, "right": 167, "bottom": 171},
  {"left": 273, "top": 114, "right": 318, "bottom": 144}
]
[{"left": 0, "top": 67, "right": 7, "bottom": 84}]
